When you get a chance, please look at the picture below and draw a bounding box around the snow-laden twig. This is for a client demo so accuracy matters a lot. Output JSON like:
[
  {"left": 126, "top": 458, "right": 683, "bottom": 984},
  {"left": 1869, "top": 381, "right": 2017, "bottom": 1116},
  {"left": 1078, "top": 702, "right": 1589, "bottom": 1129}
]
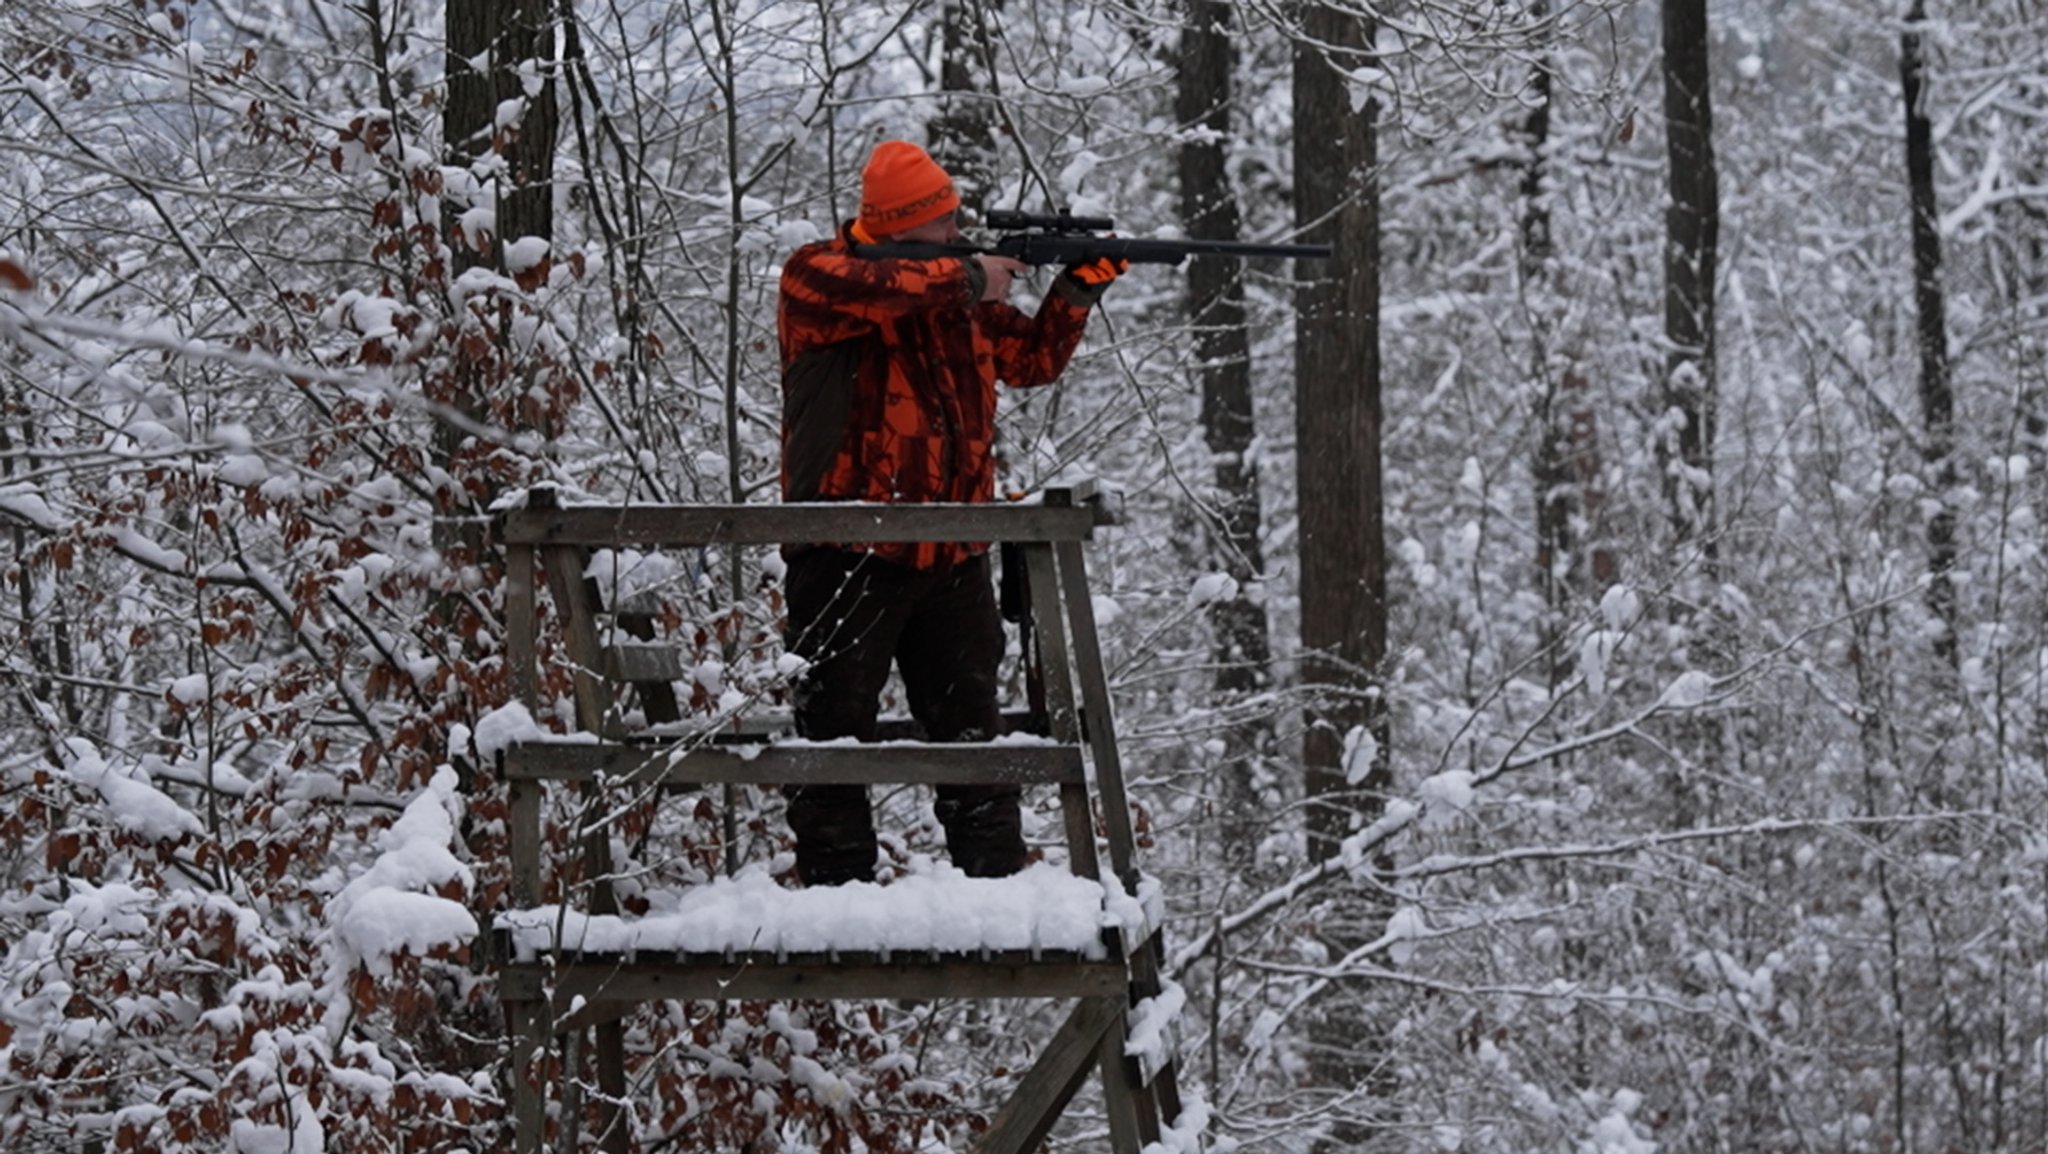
[{"left": 1166, "top": 674, "right": 1744, "bottom": 979}]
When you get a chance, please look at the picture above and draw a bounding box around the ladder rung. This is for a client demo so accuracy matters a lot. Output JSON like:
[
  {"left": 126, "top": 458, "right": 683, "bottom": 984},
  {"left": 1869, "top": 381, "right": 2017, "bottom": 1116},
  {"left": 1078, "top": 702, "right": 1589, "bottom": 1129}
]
[{"left": 502, "top": 740, "right": 1086, "bottom": 787}]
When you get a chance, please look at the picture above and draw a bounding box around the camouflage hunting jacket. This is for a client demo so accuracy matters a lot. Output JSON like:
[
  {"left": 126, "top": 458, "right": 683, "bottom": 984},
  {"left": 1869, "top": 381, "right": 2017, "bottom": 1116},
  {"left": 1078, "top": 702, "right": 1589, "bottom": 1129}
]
[{"left": 777, "top": 222, "right": 1099, "bottom": 568}]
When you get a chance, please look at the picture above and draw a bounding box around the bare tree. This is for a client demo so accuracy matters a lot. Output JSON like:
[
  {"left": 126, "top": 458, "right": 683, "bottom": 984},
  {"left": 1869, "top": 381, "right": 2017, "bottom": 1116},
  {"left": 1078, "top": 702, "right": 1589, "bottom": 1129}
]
[
  {"left": 1292, "top": 0, "right": 1392, "bottom": 1143},
  {"left": 1178, "top": 0, "right": 1274, "bottom": 867},
  {"left": 434, "top": 0, "right": 561, "bottom": 570},
  {"left": 1659, "top": 0, "right": 1718, "bottom": 559},
  {"left": 1900, "top": 0, "right": 1957, "bottom": 670},
  {"left": 930, "top": 0, "right": 1000, "bottom": 212}
]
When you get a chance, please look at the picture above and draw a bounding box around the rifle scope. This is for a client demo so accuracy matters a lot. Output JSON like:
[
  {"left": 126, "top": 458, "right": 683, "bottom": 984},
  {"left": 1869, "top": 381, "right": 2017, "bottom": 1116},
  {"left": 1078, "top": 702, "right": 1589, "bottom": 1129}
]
[{"left": 983, "top": 209, "right": 1116, "bottom": 233}]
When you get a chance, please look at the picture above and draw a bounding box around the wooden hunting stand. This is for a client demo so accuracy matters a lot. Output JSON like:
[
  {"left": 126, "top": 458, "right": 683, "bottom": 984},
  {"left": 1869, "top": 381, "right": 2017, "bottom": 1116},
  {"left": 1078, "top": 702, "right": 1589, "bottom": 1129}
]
[{"left": 496, "top": 485, "right": 1185, "bottom": 1153}]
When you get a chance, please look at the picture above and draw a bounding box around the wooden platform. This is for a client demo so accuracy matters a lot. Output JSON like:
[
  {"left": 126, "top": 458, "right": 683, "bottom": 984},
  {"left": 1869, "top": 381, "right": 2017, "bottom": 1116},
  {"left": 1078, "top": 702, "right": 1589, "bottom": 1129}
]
[{"left": 496, "top": 487, "right": 1185, "bottom": 1154}]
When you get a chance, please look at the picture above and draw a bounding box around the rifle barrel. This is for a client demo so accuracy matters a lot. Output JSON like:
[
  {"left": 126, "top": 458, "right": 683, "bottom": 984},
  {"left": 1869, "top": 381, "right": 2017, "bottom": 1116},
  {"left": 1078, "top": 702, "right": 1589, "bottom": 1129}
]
[
  {"left": 1057, "top": 237, "right": 1333, "bottom": 264},
  {"left": 851, "top": 237, "right": 1332, "bottom": 266}
]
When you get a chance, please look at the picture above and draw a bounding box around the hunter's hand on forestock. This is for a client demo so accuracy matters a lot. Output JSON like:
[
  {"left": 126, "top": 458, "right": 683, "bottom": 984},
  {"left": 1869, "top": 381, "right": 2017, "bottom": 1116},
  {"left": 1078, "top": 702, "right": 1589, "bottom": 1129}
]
[
  {"left": 1053, "top": 252, "right": 1127, "bottom": 308},
  {"left": 1064, "top": 254, "right": 1129, "bottom": 288}
]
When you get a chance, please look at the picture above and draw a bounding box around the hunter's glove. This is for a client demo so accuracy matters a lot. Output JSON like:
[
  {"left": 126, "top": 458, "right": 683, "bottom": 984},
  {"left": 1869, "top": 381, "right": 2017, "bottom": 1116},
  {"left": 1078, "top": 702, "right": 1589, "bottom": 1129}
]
[
  {"left": 1055, "top": 254, "right": 1130, "bottom": 307},
  {"left": 1067, "top": 255, "right": 1129, "bottom": 286}
]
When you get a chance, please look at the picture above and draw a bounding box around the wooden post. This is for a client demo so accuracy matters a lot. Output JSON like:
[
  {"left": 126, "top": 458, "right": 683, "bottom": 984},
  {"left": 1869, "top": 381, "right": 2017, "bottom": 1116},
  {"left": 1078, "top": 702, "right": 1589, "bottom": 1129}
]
[
  {"left": 1051, "top": 494, "right": 1183, "bottom": 1134},
  {"left": 542, "top": 543, "right": 614, "bottom": 738},
  {"left": 509, "top": 778, "right": 541, "bottom": 908},
  {"left": 1095, "top": 1005, "right": 1149, "bottom": 1153},
  {"left": 506, "top": 540, "right": 536, "bottom": 709},
  {"left": 523, "top": 494, "right": 637, "bottom": 1153},
  {"left": 1022, "top": 541, "right": 1098, "bottom": 882},
  {"left": 513, "top": 999, "right": 548, "bottom": 1154},
  {"left": 1053, "top": 537, "right": 1136, "bottom": 885},
  {"left": 504, "top": 502, "right": 547, "bottom": 1152}
]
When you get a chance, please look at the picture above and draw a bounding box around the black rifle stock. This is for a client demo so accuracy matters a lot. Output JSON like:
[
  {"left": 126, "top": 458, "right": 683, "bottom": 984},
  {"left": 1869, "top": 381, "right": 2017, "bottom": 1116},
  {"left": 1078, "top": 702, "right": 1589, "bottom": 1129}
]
[{"left": 850, "top": 208, "right": 1331, "bottom": 267}]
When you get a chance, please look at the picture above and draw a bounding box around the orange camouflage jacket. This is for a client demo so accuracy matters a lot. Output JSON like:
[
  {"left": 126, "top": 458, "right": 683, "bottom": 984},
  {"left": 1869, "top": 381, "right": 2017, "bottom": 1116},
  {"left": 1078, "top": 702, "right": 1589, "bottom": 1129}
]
[{"left": 778, "top": 223, "right": 1101, "bottom": 568}]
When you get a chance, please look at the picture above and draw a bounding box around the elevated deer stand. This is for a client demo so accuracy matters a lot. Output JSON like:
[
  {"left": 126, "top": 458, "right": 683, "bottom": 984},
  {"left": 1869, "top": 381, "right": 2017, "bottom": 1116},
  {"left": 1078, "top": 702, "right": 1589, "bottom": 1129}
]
[{"left": 496, "top": 487, "right": 1185, "bottom": 1152}]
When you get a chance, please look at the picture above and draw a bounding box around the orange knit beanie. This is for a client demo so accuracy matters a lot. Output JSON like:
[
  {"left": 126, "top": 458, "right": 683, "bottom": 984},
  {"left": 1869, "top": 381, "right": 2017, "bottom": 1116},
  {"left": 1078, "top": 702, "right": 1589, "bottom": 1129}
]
[{"left": 859, "top": 141, "right": 960, "bottom": 236}]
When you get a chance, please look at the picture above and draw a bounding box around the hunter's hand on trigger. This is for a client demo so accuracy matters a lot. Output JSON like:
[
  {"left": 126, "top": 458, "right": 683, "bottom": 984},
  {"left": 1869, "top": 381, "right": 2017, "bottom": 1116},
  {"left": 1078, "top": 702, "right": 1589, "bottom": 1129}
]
[
  {"left": 980, "top": 255, "right": 1028, "bottom": 301},
  {"left": 1065, "top": 254, "right": 1130, "bottom": 287}
]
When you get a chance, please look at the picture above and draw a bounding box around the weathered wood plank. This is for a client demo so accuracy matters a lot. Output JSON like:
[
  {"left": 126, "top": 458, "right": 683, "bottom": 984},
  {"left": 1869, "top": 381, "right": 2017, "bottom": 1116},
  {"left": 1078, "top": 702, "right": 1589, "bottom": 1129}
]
[
  {"left": 501, "top": 952, "right": 1128, "bottom": 1008},
  {"left": 1021, "top": 542, "right": 1101, "bottom": 883},
  {"left": 1096, "top": 1004, "right": 1154, "bottom": 1151},
  {"left": 506, "top": 543, "right": 536, "bottom": 708},
  {"left": 542, "top": 543, "right": 614, "bottom": 736},
  {"left": 508, "top": 778, "right": 542, "bottom": 908},
  {"left": 502, "top": 502, "right": 1100, "bottom": 547},
  {"left": 1056, "top": 532, "right": 1186, "bottom": 1123},
  {"left": 560, "top": 707, "right": 1041, "bottom": 744},
  {"left": 602, "top": 641, "right": 688, "bottom": 683},
  {"left": 1056, "top": 538, "right": 1134, "bottom": 884},
  {"left": 511, "top": 999, "right": 548, "bottom": 1154},
  {"left": 502, "top": 740, "right": 1085, "bottom": 787}
]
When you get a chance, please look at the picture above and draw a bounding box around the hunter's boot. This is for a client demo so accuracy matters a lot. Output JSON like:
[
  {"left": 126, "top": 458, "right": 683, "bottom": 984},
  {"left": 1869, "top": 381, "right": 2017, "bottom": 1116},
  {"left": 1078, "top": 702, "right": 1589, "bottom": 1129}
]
[
  {"left": 788, "top": 784, "right": 879, "bottom": 886},
  {"left": 935, "top": 785, "right": 1027, "bottom": 878}
]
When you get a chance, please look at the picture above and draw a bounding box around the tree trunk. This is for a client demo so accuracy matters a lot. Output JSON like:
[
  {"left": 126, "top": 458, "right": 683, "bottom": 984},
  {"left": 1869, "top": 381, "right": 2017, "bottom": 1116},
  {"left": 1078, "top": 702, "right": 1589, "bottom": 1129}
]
[
  {"left": 1522, "top": 0, "right": 1574, "bottom": 686},
  {"left": 438, "top": 0, "right": 495, "bottom": 492},
  {"left": 1901, "top": 0, "right": 1957, "bottom": 670},
  {"left": 496, "top": 0, "right": 559, "bottom": 253},
  {"left": 1178, "top": 0, "right": 1272, "bottom": 867},
  {"left": 1294, "top": 4, "right": 1386, "bottom": 874},
  {"left": 443, "top": 2, "right": 584, "bottom": 1139},
  {"left": 437, "top": 0, "right": 557, "bottom": 499},
  {"left": 443, "top": 0, "right": 494, "bottom": 280},
  {"left": 1293, "top": 2, "right": 1392, "bottom": 1145},
  {"left": 929, "top": 0, "right": 999, "bottom": 215},
  {"left": 1660, "top": 0, "right": 1719, "bottom": 560}
]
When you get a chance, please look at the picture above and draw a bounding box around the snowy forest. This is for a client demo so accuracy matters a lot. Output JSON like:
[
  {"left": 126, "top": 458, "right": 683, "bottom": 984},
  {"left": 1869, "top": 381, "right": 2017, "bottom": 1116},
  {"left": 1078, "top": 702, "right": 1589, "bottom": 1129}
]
[{"left": 3, "top": 0, "right": 2046, "bottom": 1150}]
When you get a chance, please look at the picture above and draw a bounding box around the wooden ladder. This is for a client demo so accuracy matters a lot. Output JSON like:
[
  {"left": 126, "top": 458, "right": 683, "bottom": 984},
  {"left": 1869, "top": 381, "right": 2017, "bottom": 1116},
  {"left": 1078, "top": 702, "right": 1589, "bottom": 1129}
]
[{"left": 497, "top": 485, "right": 1185, "bottom": 1153}]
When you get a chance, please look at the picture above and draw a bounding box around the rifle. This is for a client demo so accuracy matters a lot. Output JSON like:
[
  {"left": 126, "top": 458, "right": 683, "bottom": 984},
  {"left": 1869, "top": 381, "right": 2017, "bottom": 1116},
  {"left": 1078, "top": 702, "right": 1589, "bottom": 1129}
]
[{"left": 850, "top": 209, "right": 1332, "bottom": 266}]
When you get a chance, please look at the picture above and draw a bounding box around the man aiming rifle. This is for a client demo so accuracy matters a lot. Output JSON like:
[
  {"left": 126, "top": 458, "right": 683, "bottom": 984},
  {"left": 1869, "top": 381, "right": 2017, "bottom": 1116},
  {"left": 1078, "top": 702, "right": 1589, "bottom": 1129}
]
[
  {"left": 775, "top": 141, "right": 1121, "bottom": 886},
  {"left": 774, "top": 139, "right": 1325, "bottom": 887}
]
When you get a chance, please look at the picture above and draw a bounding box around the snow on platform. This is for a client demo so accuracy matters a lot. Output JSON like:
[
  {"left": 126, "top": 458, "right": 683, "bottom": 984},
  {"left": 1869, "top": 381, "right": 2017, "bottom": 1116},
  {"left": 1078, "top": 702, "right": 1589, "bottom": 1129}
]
[{"left": 498, "top": 862, "right": 1155, "bottom": 962}]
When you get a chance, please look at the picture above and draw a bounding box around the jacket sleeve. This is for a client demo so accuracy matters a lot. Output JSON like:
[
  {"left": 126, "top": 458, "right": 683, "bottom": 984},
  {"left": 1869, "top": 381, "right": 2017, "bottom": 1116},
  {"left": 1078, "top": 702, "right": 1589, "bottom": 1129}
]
[
  {"left": 978, "top": 290, "right": 1093, "bottom": 389},
  {"left": 780, "top": 243, "right": 986, "bottom": 336}
]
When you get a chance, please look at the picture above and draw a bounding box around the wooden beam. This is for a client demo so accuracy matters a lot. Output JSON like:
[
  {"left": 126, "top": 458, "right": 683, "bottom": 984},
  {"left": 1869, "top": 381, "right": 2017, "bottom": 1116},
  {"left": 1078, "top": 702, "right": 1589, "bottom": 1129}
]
[
  {"left": 1021, "top": 542, "right": 1101, "bottom": 883},
  {"left": 503, "top": 502, "right": 1101, "bottom": 547},
  {"left": 502, "top": 952, "right": 1129, "bottom": 1008},
  {"left": 973, "top": 998, "right": 1124, "bottom": 1154},
  {"left": 1056, "top": 538, "right": 1137, "bottom": 885},
  {"left": 1055, "top": 531, "right": 1187, "bottom": 1125},
  {"left": 1096, "top": 1004, "right": 1153, "bottom": 1151},
  {"left": 541, "top": 543, "right": 614, "bottom": 736},
  {"left": 508, "top": 777, "right": 542, "bottom": 908},
  {"left": 603, "top": 641, "right": 688, "bottom": 683},
  {"left": 595, "top": 1017, "right": 629, "bottom": 1154},
  {"left": 510, "top": 999, "right": 548, "bottom": 1154},
  {"left": 501, "top": 740, "right": 1085, "bottom": 787},
  {"left": 506, "top": 543, "right": 536, "bottom": 708},
  {"left": 536, "top": 707, "right": 1041, "bottom": 744}
]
